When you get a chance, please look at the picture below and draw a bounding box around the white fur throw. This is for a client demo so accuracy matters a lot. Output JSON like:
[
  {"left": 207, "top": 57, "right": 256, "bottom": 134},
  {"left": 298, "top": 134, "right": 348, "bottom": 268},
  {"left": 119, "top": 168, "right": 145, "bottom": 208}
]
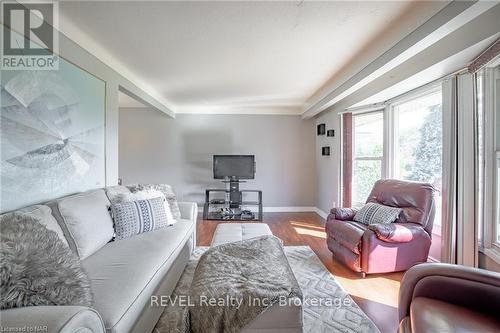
[
  {"left": 128, "top": 184, "right": 182, "bottom": 220},
  {"left": 0, "top": 213, "right": 93, "bottom": 309}
]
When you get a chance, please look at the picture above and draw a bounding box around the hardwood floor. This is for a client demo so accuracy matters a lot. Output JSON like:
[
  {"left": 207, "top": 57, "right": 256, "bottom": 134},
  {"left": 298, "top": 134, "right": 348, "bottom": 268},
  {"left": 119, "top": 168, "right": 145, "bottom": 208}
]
[{"left": 197, "top": 212, "right": 403, "bottom": 333}]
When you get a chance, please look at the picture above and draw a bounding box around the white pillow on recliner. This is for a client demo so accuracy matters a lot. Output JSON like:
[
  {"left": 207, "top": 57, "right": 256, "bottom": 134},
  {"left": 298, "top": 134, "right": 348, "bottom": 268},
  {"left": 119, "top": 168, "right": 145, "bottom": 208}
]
[{"left": 353, "top": 202, "right": 402, "bottom": 225}]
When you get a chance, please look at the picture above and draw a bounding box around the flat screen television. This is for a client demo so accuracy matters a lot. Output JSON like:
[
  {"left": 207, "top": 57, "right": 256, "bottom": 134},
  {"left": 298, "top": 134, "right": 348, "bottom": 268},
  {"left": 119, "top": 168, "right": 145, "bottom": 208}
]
[{"left": 213, "top": 155, "right": 255, "bottom": 180}]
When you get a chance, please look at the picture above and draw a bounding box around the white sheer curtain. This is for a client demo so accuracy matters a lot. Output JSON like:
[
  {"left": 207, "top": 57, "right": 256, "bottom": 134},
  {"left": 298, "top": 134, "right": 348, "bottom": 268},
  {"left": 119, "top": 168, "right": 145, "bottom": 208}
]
[
  {"left": 442, "top": 39, "right": 500, "bottom": 267},
  {"left": 441, "top": 76, "right": 458, "bottom": 264},
  {"left": 441, "top": 72, "right": 480, "bottom": 267}
]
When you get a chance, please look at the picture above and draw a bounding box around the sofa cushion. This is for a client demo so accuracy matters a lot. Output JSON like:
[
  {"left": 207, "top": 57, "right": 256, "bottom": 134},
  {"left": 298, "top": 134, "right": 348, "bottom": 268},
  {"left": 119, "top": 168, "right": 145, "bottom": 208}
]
[
  {"left": 48, "top": 189, "right": 114, "bottom": 259},
  {"left": 410, "top": 297, "right": 500, "bottom": 333},
  {"left": 2, "top": 205, "right": 68, "bottom": 247},
  {"left": 82, "top": 219, "right": 194, "bottom": 332},
  {"left": 210, "top": 223, "right": 273, "bottom": 247},
  {"left": 110, "top": 197, "right": 173, "bottom": 240}
]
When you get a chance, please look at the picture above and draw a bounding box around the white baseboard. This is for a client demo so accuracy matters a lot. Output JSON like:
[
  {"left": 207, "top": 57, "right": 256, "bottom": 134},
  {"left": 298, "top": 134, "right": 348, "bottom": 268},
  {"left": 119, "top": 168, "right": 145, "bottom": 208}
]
[
  {"left": 313, "top": 207, "right": 328, "bottom": 219},
  {"left": 262, "top": 206, "right": 316, "bottom": 212},
  {"left": 428, "top": 256, "right": 440, "bottom": 263},
  {"left": 198, "top": 205, "right": 328, "bottom": 219}
]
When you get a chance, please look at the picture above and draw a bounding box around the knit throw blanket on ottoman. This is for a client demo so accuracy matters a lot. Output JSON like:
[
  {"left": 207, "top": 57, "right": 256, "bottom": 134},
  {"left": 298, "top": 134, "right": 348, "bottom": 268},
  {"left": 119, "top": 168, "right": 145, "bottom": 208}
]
[{"left": 189, "top": 235, "right": 303, "bottom": 333}]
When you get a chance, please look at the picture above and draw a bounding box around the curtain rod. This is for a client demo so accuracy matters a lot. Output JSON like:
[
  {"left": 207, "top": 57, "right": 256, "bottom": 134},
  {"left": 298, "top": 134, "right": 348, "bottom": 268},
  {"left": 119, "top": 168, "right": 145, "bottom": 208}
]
[{"left": 468, "top": 38, "right": 500, "bottom": 73}]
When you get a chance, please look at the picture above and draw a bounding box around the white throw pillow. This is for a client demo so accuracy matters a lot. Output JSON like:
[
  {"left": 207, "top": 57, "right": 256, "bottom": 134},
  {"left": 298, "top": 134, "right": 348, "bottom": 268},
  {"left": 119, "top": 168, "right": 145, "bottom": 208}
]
[
  {"left": 110, "top": 189, "right": 176, "bottom": 226},
  {"left": 353, "top": 202, "right": 402, "bottom": 225},
  {"left": 127, "top": 184, "right": 182, "bottom": 220},
  {"left": 48, "top": 190, "right": 115, "bottom": 260},
  {"left": 110, "top": 197, "right": 172, "bottom": 240}
]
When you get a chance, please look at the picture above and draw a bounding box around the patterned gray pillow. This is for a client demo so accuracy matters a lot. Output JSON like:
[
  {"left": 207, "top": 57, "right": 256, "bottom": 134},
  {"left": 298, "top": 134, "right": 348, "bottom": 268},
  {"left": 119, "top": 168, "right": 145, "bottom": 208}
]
[
  {"left": 353, "top": 202, "right": 402, "bottom": 225},
  {"left": 128, "top": 184, "right": 182, "bottom": 220},
  {"left": 110, "top": 197, "right": 170, "bottom": 240}
]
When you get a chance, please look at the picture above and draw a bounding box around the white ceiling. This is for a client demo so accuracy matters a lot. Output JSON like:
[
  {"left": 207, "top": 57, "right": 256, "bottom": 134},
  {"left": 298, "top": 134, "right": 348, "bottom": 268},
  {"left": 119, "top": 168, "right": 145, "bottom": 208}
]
[{"left": 58, "top": 1, "right": 448, "bottom": 115}]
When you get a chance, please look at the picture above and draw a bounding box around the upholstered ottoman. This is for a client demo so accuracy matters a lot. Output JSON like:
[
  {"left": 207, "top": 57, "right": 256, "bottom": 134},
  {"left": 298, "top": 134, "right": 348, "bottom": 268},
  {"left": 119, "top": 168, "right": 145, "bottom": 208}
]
[
  {"left": 211, "top": 223, "right": 273, "bottom": 246},
  {"left": 210, "top": 223, "right": 303, "bottom": 333}
]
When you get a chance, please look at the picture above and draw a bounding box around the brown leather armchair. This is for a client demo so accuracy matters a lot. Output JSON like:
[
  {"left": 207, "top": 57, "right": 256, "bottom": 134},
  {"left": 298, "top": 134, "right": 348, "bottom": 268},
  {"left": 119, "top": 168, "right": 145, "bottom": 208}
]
[
  {"left": 325, "top": 179, "right": 435, "bottom": 276},
  {"left": 398, "top": 263, "right": 500, "bottom": 333}
]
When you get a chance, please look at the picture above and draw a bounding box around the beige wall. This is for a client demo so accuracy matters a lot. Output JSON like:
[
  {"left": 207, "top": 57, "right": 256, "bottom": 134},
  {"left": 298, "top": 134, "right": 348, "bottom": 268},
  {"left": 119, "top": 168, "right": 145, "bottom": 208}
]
[
  {"left": 315, "top": 111, "right": 342, "bottom": 215},
  {"left": 56, "top": 25, "right": 173, "bottom": 188},
  {"left": 119, "top": 109, "right": 317, "bottom": 208}
]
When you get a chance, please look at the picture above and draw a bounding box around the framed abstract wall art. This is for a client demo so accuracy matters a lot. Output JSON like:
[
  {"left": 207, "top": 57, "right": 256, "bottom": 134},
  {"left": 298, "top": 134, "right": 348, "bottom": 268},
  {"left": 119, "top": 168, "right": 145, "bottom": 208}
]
[{"left": 1, "top": 54, "right": 106, "bottom": 212}]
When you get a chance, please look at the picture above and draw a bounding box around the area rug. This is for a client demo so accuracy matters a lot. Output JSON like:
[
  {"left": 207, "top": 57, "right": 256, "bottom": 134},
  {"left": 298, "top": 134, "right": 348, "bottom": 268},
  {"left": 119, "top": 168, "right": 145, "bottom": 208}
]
[{"left": 154, "top": 246, "right": 380, "bottom": 333}]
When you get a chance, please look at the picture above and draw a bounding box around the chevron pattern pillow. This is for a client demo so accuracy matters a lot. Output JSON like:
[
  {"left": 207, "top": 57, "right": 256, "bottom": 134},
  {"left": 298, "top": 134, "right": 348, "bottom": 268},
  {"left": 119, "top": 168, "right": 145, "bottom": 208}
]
[
  {"left": 353, "top": 202, "right": 402, "bottom": 225},
  {"left": 110, "top": 196, "right": 170, "bottom": 240}
]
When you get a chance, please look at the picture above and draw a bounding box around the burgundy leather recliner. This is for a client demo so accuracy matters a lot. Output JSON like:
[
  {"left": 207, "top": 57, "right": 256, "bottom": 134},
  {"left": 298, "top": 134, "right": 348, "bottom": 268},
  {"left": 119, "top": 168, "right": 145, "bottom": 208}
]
[
  {"left": 325, "top": 179, "right": 435, "bottom": 276},
  {"left": 398, "top": 263, "right": 500, "bottom": 333}
]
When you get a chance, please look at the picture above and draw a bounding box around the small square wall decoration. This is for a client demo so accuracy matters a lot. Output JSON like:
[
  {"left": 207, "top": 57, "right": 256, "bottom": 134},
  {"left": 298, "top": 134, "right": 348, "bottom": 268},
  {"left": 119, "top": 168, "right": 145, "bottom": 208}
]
[{"left": 317, "top": 123, "right": 326, "bottom": 136}]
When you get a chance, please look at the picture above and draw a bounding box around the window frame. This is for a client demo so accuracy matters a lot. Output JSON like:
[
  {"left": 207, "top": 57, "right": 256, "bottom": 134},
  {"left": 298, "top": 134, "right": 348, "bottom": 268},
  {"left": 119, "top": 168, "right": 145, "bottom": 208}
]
[
  {"left": 479, "top": 65, "right": 500, "bottom": 263},
  {"left": 351, "top": 110, "right": 385, "bottom": 207},
  {"left": 495, "top": 152, "right": 500, "bottom": 248},
  {"left": 344, "top": 83, "right": 443, "bottom": 207},
  {"left": 388, "top": 85, "right": 443, "bottom": 181}
]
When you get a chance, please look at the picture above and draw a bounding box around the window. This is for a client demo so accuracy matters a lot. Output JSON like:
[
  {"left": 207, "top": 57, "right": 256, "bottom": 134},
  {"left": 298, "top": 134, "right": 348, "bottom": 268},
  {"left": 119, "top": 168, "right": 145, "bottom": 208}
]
[
  {"left": 393, "top": 91, "right": 442, "bottom": 185},
  {"left": 488, "top": 65, "right": 500, "bottom": 250},
  {"left": 393, "top": 91, "right": 443, "bottom": 228},
  {"left": 494, "top": 68, "right": 500, "bottom": 249},
  {"left": 496, "top": 152, "right": 500, "bottom": 245},
  {"left": 477, "top": 71, "right": 485, "bottom": 247},
  {"left": 352, "top": 112, "right": 384, "bottom": 207},
  {"left": 345, "top": 86, "right": 443, "bottom": 260},
  {"left": 477, "top": 63, "right": 500, "bottom": 262},
  {"left": 476, "top": 66, "right": 500, "bottom": 262}
]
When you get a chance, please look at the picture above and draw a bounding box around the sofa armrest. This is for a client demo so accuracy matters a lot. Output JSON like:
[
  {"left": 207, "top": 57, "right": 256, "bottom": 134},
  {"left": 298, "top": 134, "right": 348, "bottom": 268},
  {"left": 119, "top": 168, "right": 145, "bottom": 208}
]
[
  {"left": 398, "top": 263, "right": 500, "bottom": 321},
  {"left": 329, "top": 207, "right": 358, "bottom": 221},
  {"left": 0, "top": 306, "right": 105, "bottom": 333},
  {"left": 367, "top": 223, "right": 424, "bottom": 243},
  {"left": 178, "top": 201, "right": 198, "bottom": 222}
]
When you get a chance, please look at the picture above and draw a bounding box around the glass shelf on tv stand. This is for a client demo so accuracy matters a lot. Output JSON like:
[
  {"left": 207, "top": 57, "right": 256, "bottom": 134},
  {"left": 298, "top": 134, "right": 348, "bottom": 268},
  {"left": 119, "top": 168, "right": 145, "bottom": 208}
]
[
  {"left": 203, "top": 189, "right": 263, "bottom": 221},
  {"left": 209, "top": 201, "right": 260, "bottom": 205}
]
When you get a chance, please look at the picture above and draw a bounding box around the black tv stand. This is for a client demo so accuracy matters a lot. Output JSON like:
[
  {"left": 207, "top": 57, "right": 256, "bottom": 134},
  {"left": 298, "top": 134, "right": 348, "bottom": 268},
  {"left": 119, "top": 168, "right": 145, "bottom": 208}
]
[
  {"left": 203, "top": 180, "right": 262, "bottom": 221},
  {"left": 223, "top": 179, "right": 245, "bottom": 208}
]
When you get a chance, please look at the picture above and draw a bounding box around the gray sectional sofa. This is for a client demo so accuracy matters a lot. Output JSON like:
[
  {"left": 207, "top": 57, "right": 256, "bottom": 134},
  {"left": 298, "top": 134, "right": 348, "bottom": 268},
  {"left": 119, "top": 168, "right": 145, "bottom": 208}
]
[{"left": 1, "top": 186, "right": 198, "bottom": 333}]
